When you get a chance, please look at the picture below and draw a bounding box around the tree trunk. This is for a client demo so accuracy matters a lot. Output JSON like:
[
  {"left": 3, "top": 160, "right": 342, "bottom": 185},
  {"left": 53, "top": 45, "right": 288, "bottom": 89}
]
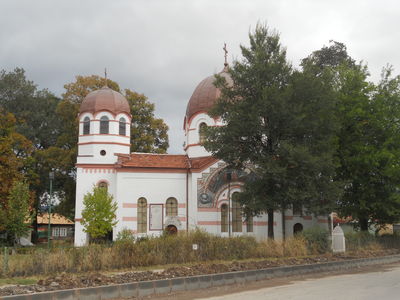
[
  {"left": 359, "top": 218, "right": 369, "bottom": 231},
  {"left": 267, "top": 209, "right": 274, "bottom": 239},
  {"left": 281, "top": 209, "right": 286, "bottom": 240}
]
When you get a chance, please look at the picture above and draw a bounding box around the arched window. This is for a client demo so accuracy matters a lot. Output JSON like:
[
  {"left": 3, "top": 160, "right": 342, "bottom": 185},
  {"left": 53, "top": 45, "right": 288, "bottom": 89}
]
[
  {"left": 98, "top": 181, "right": 108, "bottom": 192},
  {"left": 166, "top": 197, "right": 178, "bottom": 217},
  {"left": 119, "top": 117, "right": 126, "bottom": 136},
  {"left": 137, "top": 198, "right": 147, "bottom": 233},
  {"left": 293, "top": 223, "right": 303, "bottom": 235},
  {"left": 232, "top": 192, "right": 242, "bottom": 232},
  {"left": 100, "top": 116, "right": 109, "bottom": 134},
  {"left": 199, "top": 122, "right": 207, "bottom": 144},
  {"left": 221, "top": 204, "right": 228, "bottom": 232},
  {"left": 83, "top": 116, "right": 90, "bottom": 135},
  {"left": 246, "top": 215, "right": 253, "bottom": 233}
]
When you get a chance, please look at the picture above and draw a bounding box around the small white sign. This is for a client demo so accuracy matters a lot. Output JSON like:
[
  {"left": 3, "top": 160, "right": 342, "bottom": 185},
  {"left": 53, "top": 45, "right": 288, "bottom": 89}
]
[{"left": 192, "top": 244, "right": 198, "bottom": 251}]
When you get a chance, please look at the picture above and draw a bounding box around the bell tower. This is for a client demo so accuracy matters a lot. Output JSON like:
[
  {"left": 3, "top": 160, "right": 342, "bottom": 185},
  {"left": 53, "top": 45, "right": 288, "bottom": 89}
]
[{"left": 77, "top": 86, "right": 131, "bottom": 165}]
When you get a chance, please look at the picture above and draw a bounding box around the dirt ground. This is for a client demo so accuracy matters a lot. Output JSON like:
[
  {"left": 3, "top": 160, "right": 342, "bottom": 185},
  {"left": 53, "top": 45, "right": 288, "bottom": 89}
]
[{"left": 0, "top": 249, "right": 398, "bottom": 297}]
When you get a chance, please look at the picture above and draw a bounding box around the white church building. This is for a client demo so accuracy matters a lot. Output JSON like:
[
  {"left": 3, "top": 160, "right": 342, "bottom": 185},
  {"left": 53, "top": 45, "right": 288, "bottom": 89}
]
[{"left": 74, "top": 63, "right": 329, "bottom": 246}]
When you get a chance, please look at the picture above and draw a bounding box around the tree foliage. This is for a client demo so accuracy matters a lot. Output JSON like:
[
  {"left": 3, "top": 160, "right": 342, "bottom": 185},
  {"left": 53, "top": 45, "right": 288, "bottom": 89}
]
[
  {"left": 305, "top": 41, "right": 400, "bottom": 230},
  {"left": 0, "top": 181, "right": 33, "bottom": 245},
  {"left": 81, "top": 186, "right": 117, "bottom": 240},
  {"left": 205, "top": 24, "right": 341, "bottom": 238},
  {"left": 0, "top": 109, "right": 33, "bottom": 206},
  {"left": 125, "top": 89, "right": 169, "bottom": 153}
]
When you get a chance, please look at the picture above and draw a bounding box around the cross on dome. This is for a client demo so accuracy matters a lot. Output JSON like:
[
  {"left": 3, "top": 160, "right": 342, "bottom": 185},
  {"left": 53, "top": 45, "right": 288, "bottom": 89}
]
[{"left": 223, "top": 43, "right": 228, "bottom": 67}]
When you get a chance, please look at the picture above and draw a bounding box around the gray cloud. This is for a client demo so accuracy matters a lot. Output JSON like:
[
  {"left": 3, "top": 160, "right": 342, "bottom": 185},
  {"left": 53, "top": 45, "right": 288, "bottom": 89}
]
[{"left": 1, "top": 0, "right": 399, "bottom": 153}]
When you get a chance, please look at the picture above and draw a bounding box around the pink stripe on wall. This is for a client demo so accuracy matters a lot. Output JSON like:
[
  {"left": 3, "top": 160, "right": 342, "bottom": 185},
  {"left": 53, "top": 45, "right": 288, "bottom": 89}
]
[
  {"left": 198, "top": 221, "right": 221, "bottom": 226},
  {"left": 254, "top": 221, "right": 268, "bottom": 226},
  {"left": 254, "top": 221, "right": 277, "bottom": 226},
  {"left": 178, "top": 203, "right": 186, "bottom": 208},
  {"left": 178, "top": 217, "right": 187, "bottom": 222},
  {"left": 198, "top": 208, "right": 219, "bottom": 212},
  {"left": 122, "top": 217, "right": 137, "bottom": 222},
  {"left": 303, "top": 216, "right": 312, "bottom": 220},
  {"left": 122, "top": 203, "right": 137, "bottom": 208}
]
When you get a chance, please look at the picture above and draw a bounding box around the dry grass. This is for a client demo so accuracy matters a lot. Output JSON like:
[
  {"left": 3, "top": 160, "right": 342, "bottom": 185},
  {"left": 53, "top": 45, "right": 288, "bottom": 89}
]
[
  {"left": 0, "top": 230, "right": 315, "bottom": 277},
  {"left": 1, "top": 229, "right": 397, "bottom": 278}
]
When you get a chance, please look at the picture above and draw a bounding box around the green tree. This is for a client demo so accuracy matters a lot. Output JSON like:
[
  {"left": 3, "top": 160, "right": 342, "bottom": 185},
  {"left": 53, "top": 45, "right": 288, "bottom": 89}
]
[
  {"left": 81, "top": 186, "right": 117, "bottom": 241},
  {"left": 305, "top": 42, "right": 400, "bottom": 230},
  {"left": 336, "top": 66, "right": 400, "bottom": 230},
  {"left": 205, "top": 24, "right": 341, "bottom": 238},
  {"left": 125, "top": 89, "right": 169, "bottom": 153},
  {"left": 0, "top": 181, "right": 32, "bottom": 246},
  {"left": 0, "top": 68, "right": 62, "bottom": 150},
  {"left": 0, "top": 68, "right": 74, "bottom": 240}
]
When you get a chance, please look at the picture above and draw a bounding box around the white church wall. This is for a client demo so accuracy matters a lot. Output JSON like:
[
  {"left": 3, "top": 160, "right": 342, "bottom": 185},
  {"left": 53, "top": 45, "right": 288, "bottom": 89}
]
[
  {"left": 77, "top": 142, "right": 130, "bottom": 164},
  {"left": 114, "top": 171, "right": 187, "bottom": 237},
  {"left": 74, "top": 167, "right": 117, "bottom": 246}
]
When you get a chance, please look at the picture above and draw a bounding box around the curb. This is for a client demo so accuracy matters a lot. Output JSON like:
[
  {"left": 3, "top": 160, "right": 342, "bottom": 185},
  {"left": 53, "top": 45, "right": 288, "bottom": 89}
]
[{"left": 2, "top": 254, "right": 400, "bottom": 300}]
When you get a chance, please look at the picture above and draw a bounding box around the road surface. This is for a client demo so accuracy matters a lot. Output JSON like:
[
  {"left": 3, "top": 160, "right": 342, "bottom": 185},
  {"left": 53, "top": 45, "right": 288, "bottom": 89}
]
[
  {"left": 149, "top": 263, "right": 400, "bottom": 300},
  {"left": 195, "top": 263, "right": 400, "bottom": 300}
]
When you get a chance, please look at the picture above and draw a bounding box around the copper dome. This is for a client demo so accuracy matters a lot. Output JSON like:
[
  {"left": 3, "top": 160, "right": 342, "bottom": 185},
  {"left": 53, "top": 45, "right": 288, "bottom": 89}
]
[
  {"left": 185, "top": 66, "right": 232, "bottom": 122},
  {"left": 79, "top": 87, "right": 130, "bottom": 116}
]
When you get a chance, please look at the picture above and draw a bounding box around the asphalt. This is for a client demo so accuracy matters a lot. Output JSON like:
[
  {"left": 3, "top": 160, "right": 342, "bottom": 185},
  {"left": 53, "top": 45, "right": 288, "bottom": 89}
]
[{"left": 195, "top": 263, "right": 400, "bottom": 300}]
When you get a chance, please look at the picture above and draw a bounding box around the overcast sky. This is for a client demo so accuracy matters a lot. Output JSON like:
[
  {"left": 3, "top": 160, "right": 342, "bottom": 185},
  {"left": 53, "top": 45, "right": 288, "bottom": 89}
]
[{"left": 1, "top": 0, "right": 399, "bottom": 153}]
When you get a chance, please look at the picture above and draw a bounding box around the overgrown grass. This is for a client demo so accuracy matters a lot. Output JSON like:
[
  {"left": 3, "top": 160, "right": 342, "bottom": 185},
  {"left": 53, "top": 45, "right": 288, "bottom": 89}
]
[
  {"left": 0, "top": 229, "right": 320, "bottom": 278},
  {"left": 345, "top": 231, "right": 400, "bottom": 252},
  {"left": 1, "top": 228, "right": 398, "bottom": 278}
]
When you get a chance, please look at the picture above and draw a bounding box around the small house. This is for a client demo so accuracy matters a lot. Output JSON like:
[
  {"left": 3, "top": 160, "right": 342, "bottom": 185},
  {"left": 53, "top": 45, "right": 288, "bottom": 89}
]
[{"left": 37, "top": 213, "right": 74, "bottom": 242}]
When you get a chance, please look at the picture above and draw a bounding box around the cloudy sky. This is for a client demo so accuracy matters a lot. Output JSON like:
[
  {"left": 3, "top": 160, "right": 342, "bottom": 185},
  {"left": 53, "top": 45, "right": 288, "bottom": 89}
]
[{"left": 1, "top": 0, "right": 399, "bottom": 153}]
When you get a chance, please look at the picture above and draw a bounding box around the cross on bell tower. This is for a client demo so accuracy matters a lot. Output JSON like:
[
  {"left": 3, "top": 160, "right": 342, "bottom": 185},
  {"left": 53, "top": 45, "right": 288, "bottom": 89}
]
[{"left": 104, "top": 68, "right": 108, "bottom": 87}]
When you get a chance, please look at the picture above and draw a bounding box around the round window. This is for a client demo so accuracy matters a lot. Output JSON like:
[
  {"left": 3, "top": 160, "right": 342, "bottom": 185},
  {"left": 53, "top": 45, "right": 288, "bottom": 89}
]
[{"left": 100, "top": 150, "right": 106, "bottom": 156}]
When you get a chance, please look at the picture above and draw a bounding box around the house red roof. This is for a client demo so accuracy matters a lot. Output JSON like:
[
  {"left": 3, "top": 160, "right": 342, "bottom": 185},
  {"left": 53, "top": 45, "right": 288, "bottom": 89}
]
[{"left": 118, "top": 153, "right": 218, "bottom": 172}]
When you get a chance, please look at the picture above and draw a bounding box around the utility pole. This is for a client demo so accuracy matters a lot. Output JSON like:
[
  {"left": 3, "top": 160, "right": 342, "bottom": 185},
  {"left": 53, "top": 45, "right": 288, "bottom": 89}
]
[{"left": 48, "top": 171, "right": 54, "bottom": 249}]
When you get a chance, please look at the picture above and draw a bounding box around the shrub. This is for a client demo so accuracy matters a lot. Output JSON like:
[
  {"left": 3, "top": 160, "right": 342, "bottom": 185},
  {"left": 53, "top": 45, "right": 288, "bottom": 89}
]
[
  {"left": 300, "top": 226, "right": 329, "bottom": 254},
  {"left": 0, "top": 229, "right": 317, "bottom": 277},
  {"left": 116, "top": 228, "right": 135, "bottom": 242}
]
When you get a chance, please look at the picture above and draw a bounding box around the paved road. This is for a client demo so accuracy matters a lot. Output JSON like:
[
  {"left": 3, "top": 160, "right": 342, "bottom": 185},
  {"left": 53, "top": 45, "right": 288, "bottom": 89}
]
[{"left": 195, "top": 264, "right": 400, "bottom": 300}]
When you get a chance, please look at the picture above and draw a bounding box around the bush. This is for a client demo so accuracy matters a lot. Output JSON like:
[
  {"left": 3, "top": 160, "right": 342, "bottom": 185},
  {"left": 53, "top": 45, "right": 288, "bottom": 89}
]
[
  {"left": 0, "top": 229, "right": 321, "bottom": 278},
  {"left": 345, "top": 231, "right": 376, "bottom": 251},
  {"left": 300, "top": 227, "right": 329, "bottom": 254},
  {"left": 116, "top": 228, "right": 135, "bottom": 242}
]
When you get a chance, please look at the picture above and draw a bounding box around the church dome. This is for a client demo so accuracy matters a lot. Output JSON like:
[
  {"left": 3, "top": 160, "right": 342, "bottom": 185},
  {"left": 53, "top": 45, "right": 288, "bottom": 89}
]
[
  {"left": 80, "top": 86, "right": 130, "bottom": 115},
  {"left": 185, "top": 65, "right": 232, "bottom": 122}
]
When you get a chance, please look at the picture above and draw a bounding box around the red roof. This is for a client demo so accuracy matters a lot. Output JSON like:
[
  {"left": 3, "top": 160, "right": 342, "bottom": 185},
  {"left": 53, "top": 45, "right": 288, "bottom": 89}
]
[
  {"left": 122, "top": 153, "right": 189, "bottom": 169},
  {"left": 119, "top": 153, "right": 218, "bottom": 172}
]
